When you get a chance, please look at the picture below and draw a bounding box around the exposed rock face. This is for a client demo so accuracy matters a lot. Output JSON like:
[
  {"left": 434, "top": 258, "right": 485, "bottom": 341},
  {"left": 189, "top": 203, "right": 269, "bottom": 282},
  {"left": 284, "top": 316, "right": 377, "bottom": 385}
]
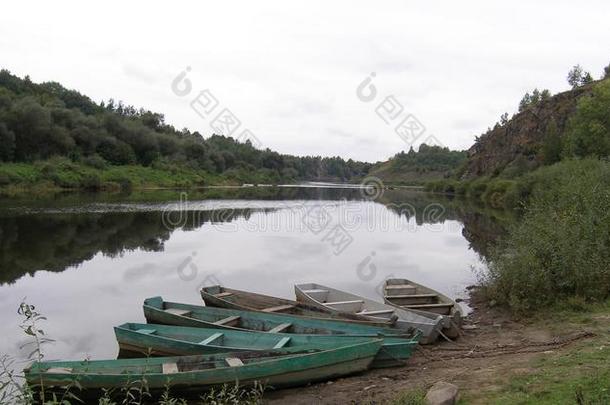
[
  {"left": 425, "top": 381, "right": 459, "bottom": 405},
  {"left": 462, "top": 84, "right": 594, "bottom": 179}
]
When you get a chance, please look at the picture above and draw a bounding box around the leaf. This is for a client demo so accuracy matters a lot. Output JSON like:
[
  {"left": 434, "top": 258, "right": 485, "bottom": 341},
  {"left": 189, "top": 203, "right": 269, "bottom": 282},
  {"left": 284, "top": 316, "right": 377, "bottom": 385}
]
[{"left": 66, "top": 391, "right": 84, "bottom": 403}]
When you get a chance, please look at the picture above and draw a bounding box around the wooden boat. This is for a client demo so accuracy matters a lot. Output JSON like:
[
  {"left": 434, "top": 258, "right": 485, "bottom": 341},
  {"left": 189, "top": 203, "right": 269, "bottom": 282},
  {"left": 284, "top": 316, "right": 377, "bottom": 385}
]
[
  {"left": 200, "top": 285, "right": 390, "bottom": 326},
  {"left": 294, "top": 283, "right": 443, "bottom": 344},
  {"left": 383, "top": 278, "right": 463, "bottom": 338},
  {"left": 24, "top": 340, "right": 382, "bottom": 396},
  {"left": 115, "top": 323, "right": 417, "bottom": 368},
  {"left": 144, "top": 296, "right": 412, "bottom": 337}
]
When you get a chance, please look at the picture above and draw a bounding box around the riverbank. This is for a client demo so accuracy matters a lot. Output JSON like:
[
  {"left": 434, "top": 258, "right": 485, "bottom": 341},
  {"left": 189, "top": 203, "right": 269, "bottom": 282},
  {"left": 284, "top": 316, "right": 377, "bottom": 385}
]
[
  {"left": 0, "top": 159, "right": 221, "bottom": 195},
  {"left": 266, "top": 288, "right": 610, "bottom": 404}
]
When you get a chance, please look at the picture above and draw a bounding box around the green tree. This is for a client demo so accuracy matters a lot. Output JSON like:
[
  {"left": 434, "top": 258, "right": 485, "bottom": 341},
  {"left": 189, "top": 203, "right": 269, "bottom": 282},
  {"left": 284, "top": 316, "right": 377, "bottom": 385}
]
[
  {"left": 8, "top": 97, "right": 52, "bottom": 160},
  {"left": 518, "top": 92, "right": 531, "bottom": 112},
  {"left": 581, "top": 71, "right": 594, "bottom": 85},
  {"left": 563, "top": 79, "right": 610, "bottom": 158},
  {"left": 97, "top": 138, "right": 136, "bottom": 165},
  {"left": 567, "top": 65, "right": 584, "bottom": 88},
  {"left": 567, "top": 65, "right": 594, "bottom": 89},
  {"left": 0, "top": 123, "right": 16, "bottom": 161},
  {"left": 500, "top": 112, "right": 509, "bottom": 125}
]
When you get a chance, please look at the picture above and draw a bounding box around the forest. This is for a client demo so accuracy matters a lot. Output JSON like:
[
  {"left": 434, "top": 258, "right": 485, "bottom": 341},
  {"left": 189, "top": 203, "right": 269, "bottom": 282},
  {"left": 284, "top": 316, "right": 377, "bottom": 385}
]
[{"left": 0, "top": 70, "right": 372, "bottom": 187}]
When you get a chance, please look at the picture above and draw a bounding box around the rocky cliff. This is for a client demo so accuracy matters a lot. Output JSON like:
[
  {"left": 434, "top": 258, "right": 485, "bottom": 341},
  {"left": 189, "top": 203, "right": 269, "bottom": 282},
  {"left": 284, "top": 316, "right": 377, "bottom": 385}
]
[{"left": 461, "top": 83, "right": 595, "bottom": 179}]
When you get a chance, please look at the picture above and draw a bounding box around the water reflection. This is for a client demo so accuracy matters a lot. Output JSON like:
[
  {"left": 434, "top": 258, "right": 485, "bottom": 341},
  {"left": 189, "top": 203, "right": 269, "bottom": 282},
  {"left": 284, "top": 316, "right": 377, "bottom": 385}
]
[{"left": 0, "top": 187, "right": 516, "bottom": 362}]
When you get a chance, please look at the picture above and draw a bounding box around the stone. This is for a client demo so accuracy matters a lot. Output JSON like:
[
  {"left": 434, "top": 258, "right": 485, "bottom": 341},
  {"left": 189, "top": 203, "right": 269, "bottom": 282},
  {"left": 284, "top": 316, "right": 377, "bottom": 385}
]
[{"left": 425, "top": 381, "right": 459, "bottom": 405}]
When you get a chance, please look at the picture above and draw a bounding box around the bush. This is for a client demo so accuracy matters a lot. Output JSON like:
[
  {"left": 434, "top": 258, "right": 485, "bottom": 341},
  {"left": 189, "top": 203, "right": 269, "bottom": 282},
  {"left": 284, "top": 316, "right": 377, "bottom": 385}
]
[
  {"left": 80, "top": 174, "right": 102, "bottom": 190},
  {"left": 82, "top": 154, "right": 108, "bottom": 170},
  {"left": 443, "top": 180, "right": 457, "bottom": 194},
  {"left": 467, "top": 177, "right": 488, "bottom": 199},
  {"left": 454, "top": 179, "right": 471, "bottom": 195},
  {"left": 481, "top": 179, "right": 517, "bottom": 207},
  {"left": 482, "top": 159, "right": 610, "bottom": 312},
  {"left": 0, "top": 173, "right": 10, "bottom": 186}
]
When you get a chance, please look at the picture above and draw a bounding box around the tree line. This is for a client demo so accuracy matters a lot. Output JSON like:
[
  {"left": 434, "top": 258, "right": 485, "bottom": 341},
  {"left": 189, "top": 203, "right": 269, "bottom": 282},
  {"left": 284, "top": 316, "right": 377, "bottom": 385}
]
[{"left": 0, "top": 70, "right": 371, "bottom": 182}]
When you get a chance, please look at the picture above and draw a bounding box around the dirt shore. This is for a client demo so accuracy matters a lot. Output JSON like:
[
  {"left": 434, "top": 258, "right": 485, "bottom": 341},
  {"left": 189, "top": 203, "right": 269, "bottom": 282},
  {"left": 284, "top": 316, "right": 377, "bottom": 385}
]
[{"left": 264, "top": 288, "right": 599, "bottom": 404}]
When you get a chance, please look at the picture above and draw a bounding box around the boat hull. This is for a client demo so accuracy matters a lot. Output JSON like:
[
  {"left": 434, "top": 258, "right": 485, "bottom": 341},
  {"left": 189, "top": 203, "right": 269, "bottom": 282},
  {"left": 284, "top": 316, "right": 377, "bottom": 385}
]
[
  {"left": 115, "top": 323, "right": 416, "bottom": 369},
  {"left": 383, "top": 278, "right": 463, "bottom": 339},
  {"left": 25, "top": 341, "right": 382, "bottom": 395},
  {"left": 294, "top": 283, "right": 443, "bottom": 344},
  {"left": 200, "top": 285, "right": 391, "bottom": 326},
  {"left": 144, "top": 296, "right": 410, "bottom": 337}
]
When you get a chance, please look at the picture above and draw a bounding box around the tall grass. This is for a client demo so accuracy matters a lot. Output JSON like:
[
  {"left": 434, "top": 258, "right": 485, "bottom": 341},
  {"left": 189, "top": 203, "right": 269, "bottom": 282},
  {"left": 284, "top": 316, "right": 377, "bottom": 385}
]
[
  {"left": 0, "top": 301, "right": 265, "bottom": 404},
  {"left": 481, "top": 159, "right": 610, "bottom": 312}
]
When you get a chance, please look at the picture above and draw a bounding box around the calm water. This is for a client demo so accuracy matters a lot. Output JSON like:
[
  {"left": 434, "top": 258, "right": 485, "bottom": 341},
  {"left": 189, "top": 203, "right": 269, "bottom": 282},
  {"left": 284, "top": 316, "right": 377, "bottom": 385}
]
[{"left": 0, "top": 186, "right": 511, "bottom": 363}]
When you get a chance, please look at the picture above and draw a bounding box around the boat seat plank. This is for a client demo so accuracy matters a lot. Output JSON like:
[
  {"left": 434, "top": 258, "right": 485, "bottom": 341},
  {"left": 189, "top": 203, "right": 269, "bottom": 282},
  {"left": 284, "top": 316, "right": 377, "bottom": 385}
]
[
  {"left": 262, "top": 304, "right": 294, "bottom": 313},
  {"left": 357, "top": 309, "right": 395, "bottom": 316},
  {"left": 268, "top": 323, "right": 292, "bottom": 333},
  {"left": 386, "top": 293, "right": 438, "bottom": 299},
  {"left": 385, "top": 284, "right": 417, "bottom": 295},
  {"left": 162, "top": 363, "right": 178, "bottom": 374},
  {"left": 386, "top": 284, "right": 415, "bottom": 289},
  {"left": 199, "top": 332, "right": 224, "bottom": 346},
  {"left": 324, "top": 300, "right": 364, "bottom": 306},
  {"left": 47, "top": 367, "right": 72, "bottom": 374},
  {"left": 302, "top": 289, "right": 329, "bottom": 294},
  {"left": 273, "top": 337, "right": 291, "bottom": 349},
  {"left": 164, "top": 308, "right": 192, "bottom": 317},
  {"left": 323, "top": 299, "right": 364, "bottom": 312},
  {"left": 225, "top": 357, "right": 244, "bottom": 367},
  {"left": 214, "top": 292, "right": 233, "bottom": 298},
  {"left": 213, "top": 316, "right": 241, "bottom": 326},
  {"left": 135, "top": 328, "right": 157, "bottom": 335},
  {"left": 405, "top": 303, "right": 453, "bottom": 309}
]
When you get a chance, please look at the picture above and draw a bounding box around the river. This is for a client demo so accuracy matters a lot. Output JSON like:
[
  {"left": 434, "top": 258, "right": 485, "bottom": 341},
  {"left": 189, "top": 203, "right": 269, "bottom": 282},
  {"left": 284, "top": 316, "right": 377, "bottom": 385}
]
[{"left": 0, "top": 185, "right": 514, "bottom": 363}]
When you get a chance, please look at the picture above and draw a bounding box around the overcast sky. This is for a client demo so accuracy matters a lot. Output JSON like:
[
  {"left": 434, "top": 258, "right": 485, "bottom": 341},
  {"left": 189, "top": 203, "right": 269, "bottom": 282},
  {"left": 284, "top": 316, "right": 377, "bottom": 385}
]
[{"left": 1, "top": 1, "right": 608, "bottom": 162}]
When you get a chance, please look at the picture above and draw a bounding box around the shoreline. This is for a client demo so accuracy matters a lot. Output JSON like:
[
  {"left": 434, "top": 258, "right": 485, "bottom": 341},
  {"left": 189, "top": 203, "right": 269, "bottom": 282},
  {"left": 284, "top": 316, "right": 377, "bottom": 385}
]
[{"left": 264, "top": 287, "right": 609, "bottom": 404}]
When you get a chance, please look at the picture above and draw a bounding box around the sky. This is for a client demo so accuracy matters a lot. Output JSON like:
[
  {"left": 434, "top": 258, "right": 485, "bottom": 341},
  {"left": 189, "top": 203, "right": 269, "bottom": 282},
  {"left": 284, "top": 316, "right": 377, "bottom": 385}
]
[{"left": 1, "top": 1, "right": 609, "bottom": 162}]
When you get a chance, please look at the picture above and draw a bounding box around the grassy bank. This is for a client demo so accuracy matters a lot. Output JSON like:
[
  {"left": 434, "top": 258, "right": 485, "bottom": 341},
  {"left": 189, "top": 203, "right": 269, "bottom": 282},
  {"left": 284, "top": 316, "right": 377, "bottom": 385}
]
[
  {"left": 468, "top": 302, "right": 610, "bottom": 404},
  {"left": 0, "top": 157, "right": 290, "bottom": 196},
  {"left": 425, "top": 158, "right": 608, "bottom": 209},
  {"left": 386, "top": 300, "right": 610, "bottom": 405}
]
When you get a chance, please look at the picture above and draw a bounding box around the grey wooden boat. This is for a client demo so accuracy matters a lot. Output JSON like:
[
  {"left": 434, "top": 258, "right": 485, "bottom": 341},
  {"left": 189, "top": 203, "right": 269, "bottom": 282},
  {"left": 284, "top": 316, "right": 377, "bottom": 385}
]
[
  {"left": 383, "top": 278, "right": 463, "bottom": 338},
  {"left": 200, "top": 285, "right": 391, "bottom": 326},
  {"left": 294, "top": 283, "right": 443, "bottom": 344}
]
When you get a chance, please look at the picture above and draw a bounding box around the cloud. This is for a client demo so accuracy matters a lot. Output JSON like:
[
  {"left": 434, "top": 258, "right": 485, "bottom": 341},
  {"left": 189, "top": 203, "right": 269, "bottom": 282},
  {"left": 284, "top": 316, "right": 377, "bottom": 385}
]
[{"left": 1, "top": 0, "right": 609, "bottom": 161}]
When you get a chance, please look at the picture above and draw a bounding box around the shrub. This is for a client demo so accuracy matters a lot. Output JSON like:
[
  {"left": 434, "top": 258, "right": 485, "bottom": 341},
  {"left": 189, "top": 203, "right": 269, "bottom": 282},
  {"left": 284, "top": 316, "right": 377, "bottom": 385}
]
[
  {"left": 80, "top": 174, "right": 102, "bottom": 190},
  {"left": 482, "top": 159, "right": 610, "bottom": 312},
  {"left": 454, "top": 179, "right": 471, "bottom": 195},
  {"left": 443, "top": 180, "right": 457, "bottom": 194},
  {"left": 467, "top": 177, "right": 488, "bottom": 199},
  {"left": 82, "top": 154, "right": 108, "bottom": 170},
  {"left": 481, "top": 179, "right": 517, "bottom": 208}
]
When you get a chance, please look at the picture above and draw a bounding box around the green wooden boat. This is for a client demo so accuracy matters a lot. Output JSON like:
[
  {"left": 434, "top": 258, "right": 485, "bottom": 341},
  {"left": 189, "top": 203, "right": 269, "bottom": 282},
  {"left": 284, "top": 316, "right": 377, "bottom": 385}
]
[
  {"left": 200, "top": 285, "right": 390, "bottom": 326},
  {"left": 25, "top": 341, "right": 382, "bottom": 396},
  {"left": 115, "top": 323, "right": 417, "bottom": 368},
  {"left": 144, "top": 296, "right": 413, "bottom": 337}
]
